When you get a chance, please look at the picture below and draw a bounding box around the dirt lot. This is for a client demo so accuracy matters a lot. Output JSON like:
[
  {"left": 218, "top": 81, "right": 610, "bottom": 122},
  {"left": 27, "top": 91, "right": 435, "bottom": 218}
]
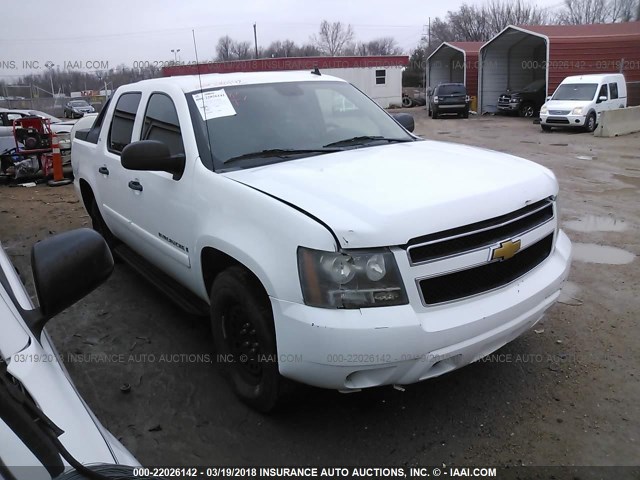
[{"left": 1, "top": 111, "right": 638, "bottom": 471}]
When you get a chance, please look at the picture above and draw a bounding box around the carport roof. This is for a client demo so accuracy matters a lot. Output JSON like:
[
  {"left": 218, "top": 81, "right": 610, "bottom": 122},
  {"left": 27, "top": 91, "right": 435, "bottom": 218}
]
[
  {"left": 427, "top": 41, "right": 483, "bottom": 60},
  {"left": 518, "top": 23, "right": 640, "bottom": 39}
]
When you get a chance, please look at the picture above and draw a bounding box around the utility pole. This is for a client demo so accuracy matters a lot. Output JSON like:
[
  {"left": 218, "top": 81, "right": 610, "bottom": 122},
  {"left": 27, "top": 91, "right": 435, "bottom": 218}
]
[{"left": 253, "top": 23, "right": 259, "bottom": 58}]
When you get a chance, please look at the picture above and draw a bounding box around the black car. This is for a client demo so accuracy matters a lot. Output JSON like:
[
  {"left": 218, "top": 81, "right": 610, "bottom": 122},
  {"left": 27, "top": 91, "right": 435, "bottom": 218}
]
[
  {"left": 429, "top": 83, "right": 470, "bottom": 119},
  {"left": 497, "top": 79, "right": 546, "bottom": 118},
  {"left": 64, "top": 99, "right": 95, "bottom": 118}
]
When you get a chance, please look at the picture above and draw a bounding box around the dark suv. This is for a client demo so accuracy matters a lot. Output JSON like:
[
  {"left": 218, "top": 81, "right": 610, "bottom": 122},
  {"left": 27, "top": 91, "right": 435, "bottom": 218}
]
[
  {"left": 497, "top": 79, "right": 546, "bottom": 118},
  {"left": 429, "top": 83, "right": 470, "bottom": 119}
]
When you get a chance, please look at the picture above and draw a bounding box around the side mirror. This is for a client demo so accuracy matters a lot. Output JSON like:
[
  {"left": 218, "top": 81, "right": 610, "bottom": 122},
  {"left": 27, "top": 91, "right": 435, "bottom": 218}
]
[
  {"left": 597, "top": 95, "right": 607, "bottom": 103},
  {"left": 392, "top": 113, "right": 415, "bottom": 132},
  {"left": 30, "top": 229, "right": 114, "bottom": 336},
  {"left": 121, "top": 140, "right": 185, "bottom": 180}
]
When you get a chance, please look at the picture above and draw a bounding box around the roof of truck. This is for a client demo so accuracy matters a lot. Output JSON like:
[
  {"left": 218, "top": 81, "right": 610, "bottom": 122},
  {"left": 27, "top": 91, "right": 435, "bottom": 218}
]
[{"left": 129, "top": 70, "right": 346, "bottom": 94}]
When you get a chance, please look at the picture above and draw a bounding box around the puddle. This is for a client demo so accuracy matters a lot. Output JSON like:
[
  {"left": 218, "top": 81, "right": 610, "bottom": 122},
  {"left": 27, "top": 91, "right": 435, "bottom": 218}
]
[
  {"left": 558, "top": 281, "right": 582, "bottom": 306},
  {"left": 521, "top": 140, "right": 537, "bottom": 144},
  {"left": 437, "top": 131, "right": 451, "bottom": 135},
  {"left": 613, "top": 174, "right": 640, "bottom": 188},
  {"left": 550, "top": 143, "right": 569, "bottom": 147},
  {"left": 564, "top": 215, "right": 629, "bottom": 233},
  {"left": 621, "top": 155, "right": 640, "bottom": 160},
  {"left": 572, "top": 243, "right": 635, "bottom": 265},
  {"left": 576, "top": 155, "right": 595, "bottom": 160}
]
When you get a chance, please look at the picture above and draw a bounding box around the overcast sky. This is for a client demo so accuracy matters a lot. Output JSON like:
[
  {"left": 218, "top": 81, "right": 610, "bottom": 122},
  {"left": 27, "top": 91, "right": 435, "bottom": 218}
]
[{"left": 1, "top": 0, "right": 563, "bottom": 78}]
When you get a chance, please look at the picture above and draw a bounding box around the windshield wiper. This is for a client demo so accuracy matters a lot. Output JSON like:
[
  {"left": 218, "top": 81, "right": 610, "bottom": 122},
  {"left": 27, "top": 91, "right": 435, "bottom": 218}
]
[
  {"left": 323, "top": 136, "right": 412, "bottom": 148},
  {"left": 224, "top": 148, "right": 341, "bottom": 165}
]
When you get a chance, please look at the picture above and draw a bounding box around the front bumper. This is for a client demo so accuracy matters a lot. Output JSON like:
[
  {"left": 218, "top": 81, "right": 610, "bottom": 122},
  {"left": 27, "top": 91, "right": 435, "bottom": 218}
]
[
  {"left": 540, "top": 113, "right": 586, "bottom": 127},
  {"left": 272, "top": 230, "right": 572, "bottom": 390},
  {"left": 498, "top": 103, "right": 519, "bottom": 112}
]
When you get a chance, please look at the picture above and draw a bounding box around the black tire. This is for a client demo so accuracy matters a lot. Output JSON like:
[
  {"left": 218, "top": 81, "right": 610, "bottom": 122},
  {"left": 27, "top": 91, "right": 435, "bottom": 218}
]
[
  {"left": 402, "top": 96, "right": 413, "bottom": 108},
  {"left": 90, "top": 198, "right": 118, "bottom": 250},
  {"left": 210, "top": 266, "right": 283, "bottom": 412},
  {"left": 585, "top": 112, "right": 597, "bottom": 132},
  {"left": 541, "top": 124, "right": 552, "bottom": 132},
  {"left": 519, "top": 103, "right": 535, "bottom": 118},
  {"left": 461, "top": 109, "right": 469, "bottom": 119},
  {"left": 432, "top": 109, "right": 439, "bottom": 119}
]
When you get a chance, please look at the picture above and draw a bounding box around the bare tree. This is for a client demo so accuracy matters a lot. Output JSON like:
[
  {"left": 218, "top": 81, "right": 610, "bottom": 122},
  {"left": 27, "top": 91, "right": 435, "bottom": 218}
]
[
  {"left": 264, "top": 40, "right": 299, "bottom": 58},
  {"left": 365, "top": 37, "right": 403, "bottom": 55},
  {"left": 216, "top": 36, "right": 234, "bottom": 61},
  {"left": 609, "top": 0, "right": 639, "bottom": 21},
  {"left": 484, "top": 0, "right": 549, "bottom": 34},
  {"left": 557, "top": 0, "right": 611, "bottom": 23},
  {"left": 311, "top": 20, "right": 355, "bottom": 56},
  {"left": 231, "top": 41, "right": 253, "bottom": 60},
  {"left": 447, "top": 4, "right": 492, "bottom": 41}
]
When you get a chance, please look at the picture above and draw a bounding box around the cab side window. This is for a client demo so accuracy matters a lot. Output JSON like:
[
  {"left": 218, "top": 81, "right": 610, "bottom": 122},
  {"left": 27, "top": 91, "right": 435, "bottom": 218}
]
[
  {"left": 597, "top": 84, "right": 608, "bottom": 102},
  {"left": 609, "top": 83, "right": 619, "bottom": 100},
  {"left": 141, "top": 93, "right": 184, "bottom": 157},
  {"left": 108, "top": 93, "right": 142, "bottom": 154}
]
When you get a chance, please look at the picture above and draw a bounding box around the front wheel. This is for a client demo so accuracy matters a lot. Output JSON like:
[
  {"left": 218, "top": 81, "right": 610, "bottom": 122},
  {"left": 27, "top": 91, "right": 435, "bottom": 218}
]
[
  {"left": 541, "top": 124, "right": 552, "bottom": 132},
  {"left": 585, "top": 112, "right": 597, "bottom": 132},
  {"left": 432, "top": 109, "right": 439, "bottom": 119},
  {"left": 210, "top": 266, "right": 283, "bottom": 412},
  {"left": 519, "top": 103, "right": 535, "bottom": 118},
  {"left": 90, "top": 198, "right": 118, "bottom": 250}
]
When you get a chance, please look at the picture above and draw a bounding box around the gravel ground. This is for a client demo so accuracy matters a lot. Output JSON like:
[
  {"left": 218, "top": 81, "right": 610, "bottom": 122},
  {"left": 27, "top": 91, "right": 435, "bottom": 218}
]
[{"left": 1, "top": 110, "right": 638, "bottom": 473}]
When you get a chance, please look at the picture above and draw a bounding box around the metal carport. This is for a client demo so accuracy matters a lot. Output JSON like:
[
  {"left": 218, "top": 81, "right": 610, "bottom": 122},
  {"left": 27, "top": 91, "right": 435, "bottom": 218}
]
[{"left": 427, "top": 42, "right": 482, "bottom": 100}]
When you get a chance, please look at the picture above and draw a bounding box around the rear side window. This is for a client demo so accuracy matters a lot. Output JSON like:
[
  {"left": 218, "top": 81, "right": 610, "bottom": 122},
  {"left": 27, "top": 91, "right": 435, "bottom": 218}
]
[
  {"left": 141, "top": 93, "right": 184, "bottom": 156},
  {"left": 108, "top": 92, "right": 142, "bottom": 154},
  {"left": 85, "top": 98, "right": 111, "bottom": 144},
  {"left": 609, "top": 82, "right": 619, "bottom": 99}
]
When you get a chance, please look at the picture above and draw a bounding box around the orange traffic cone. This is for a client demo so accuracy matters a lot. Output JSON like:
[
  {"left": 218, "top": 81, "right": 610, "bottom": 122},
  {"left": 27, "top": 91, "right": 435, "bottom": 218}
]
[{"left": 47, "top": 132, "right": 72, "bottom": 187}]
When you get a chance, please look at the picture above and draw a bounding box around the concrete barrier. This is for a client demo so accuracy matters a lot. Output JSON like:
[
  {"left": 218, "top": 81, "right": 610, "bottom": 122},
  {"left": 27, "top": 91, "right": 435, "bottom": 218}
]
[{"left": 594, "top": 106, "right": 640, "bottom": 137}]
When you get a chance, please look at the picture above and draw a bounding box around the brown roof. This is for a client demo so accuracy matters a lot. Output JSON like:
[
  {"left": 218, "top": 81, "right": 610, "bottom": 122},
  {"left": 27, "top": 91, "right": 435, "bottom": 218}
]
[
  {"left": 516, "top": 22, "right": 640, "bottom": 38},
  {"left": 447, "top": 41, "right": 484, "bottom": 53}
]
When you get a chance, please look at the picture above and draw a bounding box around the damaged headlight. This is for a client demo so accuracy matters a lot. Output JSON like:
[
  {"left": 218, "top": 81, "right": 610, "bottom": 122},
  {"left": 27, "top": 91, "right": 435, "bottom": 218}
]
[{"left": 297, "top": 247, "right": 408, "bottom": 309}]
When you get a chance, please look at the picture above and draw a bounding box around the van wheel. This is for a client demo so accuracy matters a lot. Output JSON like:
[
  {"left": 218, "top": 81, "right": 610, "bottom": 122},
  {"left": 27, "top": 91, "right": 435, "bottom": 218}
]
[
  {"left": 585, "top": 112, "right": 597, "bottom": 132},
  {"left": 519, "top": 103, "right": 535, "bottom": 118},
  {"left": 210, "top": 266, "right": 283, "bottom": 412},
  {"left": 541, "top": 124, "right": 552, "bottom": 132}
]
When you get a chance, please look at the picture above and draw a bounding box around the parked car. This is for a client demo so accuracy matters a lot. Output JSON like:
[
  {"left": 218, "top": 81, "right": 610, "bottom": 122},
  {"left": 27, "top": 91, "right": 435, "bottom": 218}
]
[
  {"left": 64, "top": 100, "right": 95, "bottom": 119},
  {"left": 540, "top": 73, "right": 627, "bottom": 132},
  {"left": 0, "top": 229, "right": 142, "bottom": 478},
  {"left": 72, "top": 71, "right": 571, "bottom": 412},
  {"left": 497, "top": 79, "right": 546, "bottom": 118},
  {"left": 429, "top": 83, "right": 470, "bottom": 119}
]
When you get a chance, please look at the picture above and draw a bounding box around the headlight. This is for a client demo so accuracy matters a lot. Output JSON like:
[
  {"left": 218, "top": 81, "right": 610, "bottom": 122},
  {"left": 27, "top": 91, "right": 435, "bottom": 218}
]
[
  {"left": 510, "top": 98, "right": 519, "bottom": 103},
  {"left": 297, "top": 247, "right": 408, "bottom": 309},
  {"left": 571, "top": 107, "right": 583, "bottom": 115},
  {"left": 540, "top": 105, "right": 548, "bottom": 114},
  {"left": 433, "top": 96, "right": 439, "bottom": 104}
]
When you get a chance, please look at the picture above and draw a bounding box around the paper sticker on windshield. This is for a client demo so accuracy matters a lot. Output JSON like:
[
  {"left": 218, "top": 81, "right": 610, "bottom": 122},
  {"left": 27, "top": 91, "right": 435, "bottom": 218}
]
[{"left": 192, "top": 89, "right": 236, "bottom": 120}]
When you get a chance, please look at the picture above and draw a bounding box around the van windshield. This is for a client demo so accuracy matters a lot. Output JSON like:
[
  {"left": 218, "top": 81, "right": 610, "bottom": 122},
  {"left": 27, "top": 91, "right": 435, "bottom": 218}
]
[{"left": 552, "top": 83, "right": 598, "bottom": 101}]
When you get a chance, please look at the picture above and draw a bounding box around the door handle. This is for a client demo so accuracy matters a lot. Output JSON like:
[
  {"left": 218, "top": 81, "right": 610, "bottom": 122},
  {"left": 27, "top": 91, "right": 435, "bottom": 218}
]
[
  {"left": 128, "top": 180, "right": 143, "bottom": 192},
  {"left": 98, "top": 166, "right": 109, "bottom": 175}
]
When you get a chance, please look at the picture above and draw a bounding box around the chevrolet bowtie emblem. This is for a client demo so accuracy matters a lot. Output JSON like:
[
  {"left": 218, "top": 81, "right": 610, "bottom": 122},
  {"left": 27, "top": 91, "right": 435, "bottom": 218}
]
[{"left": 491, "top": 239, "right": 521, "bottom": 261}]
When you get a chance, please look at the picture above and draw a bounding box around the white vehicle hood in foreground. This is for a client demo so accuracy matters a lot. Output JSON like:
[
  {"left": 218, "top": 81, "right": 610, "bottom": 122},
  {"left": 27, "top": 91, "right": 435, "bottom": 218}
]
[{"left": 224, "top": 140, "right": 558, "bottom": 248}]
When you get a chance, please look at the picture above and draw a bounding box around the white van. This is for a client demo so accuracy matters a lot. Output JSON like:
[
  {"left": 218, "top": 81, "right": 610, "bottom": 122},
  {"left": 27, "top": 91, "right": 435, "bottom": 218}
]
[{"left": 540, "top": 73, "right": 627, "bottom": 132}]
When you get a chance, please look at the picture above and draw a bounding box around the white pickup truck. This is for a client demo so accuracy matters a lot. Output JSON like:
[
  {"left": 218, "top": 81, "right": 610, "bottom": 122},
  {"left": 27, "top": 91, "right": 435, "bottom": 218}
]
[{"left": 72, "top": 70, "right": 572, "bottom": 411}]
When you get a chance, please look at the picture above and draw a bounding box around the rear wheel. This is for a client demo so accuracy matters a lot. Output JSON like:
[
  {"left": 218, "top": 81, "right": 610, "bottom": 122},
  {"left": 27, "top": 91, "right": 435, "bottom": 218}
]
[
  {"left": 585, "top": 112, "right": 597, "bottom": 132},
  {"left": 210, "top": 266, "right": 283, "bottom": 412}
]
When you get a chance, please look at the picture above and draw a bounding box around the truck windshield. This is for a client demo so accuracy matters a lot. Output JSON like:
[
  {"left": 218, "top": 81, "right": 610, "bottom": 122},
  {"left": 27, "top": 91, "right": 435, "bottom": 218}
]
[
  {"left": 552, "top": 83, "right": 598, "bottom": 101},
  {"left": 188, "top": 81, "right": 414, "bottom": 171}
]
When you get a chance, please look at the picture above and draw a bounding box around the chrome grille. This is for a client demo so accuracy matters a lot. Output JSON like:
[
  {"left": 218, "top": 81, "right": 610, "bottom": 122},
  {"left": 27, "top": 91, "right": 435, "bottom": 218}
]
[{"left": 549, "top": 110, "right": 570, "bottom": 115}]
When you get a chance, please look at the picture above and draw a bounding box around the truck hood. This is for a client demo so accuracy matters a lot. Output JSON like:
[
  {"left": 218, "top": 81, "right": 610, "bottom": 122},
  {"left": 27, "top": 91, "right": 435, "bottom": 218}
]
[{"left": 223, "top": 140, "right": 558, "bottom": 248}]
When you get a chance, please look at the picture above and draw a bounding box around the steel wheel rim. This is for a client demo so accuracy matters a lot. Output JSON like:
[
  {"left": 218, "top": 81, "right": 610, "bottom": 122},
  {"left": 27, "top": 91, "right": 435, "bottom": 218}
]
[{"left": 222, "top": 304, "right": 263, "bottom": 384}]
